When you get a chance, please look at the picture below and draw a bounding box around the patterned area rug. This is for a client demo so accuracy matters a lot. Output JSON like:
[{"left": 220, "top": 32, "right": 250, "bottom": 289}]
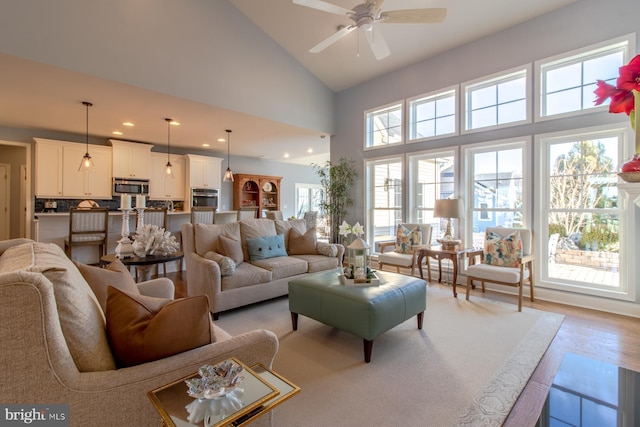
[{"left": 216, "top": 284, "right": 564, "bottom": 426}]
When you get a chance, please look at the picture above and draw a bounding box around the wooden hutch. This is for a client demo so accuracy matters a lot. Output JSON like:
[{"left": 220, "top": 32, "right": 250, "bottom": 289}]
[{"left": 233, "top": 174, "right": 282, "bottom": 218}]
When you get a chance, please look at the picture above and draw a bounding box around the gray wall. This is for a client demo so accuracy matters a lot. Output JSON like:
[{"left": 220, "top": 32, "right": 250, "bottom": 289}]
[{"left": 331, "top": 0, "right": 639, "bottom": 224}]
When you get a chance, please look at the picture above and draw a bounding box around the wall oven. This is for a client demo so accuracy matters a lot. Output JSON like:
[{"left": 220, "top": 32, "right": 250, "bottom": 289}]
[
  {"left": 113, "top": 178, "right": 150, "bottom": 195},
  {"left": 191, "top": 188, "right": 219, "bottom": 209}
]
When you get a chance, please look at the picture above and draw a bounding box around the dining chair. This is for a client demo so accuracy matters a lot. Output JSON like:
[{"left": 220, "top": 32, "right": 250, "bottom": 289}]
[
  {"left": 237, "top": 207, "right": 258, "bottom": 220},
  {"left": 265, "top": 210, "right": 284, "bottom": 220},
  {"left": 64, "top": 207, "right": 109, "bottom": 264},
  {"left": 465, "top": 227, "right": 535, "bottom": 312},
  {"left": 378, "top": 223, "right": 432, "bottom": 276},
  {"left": 303, "top": 211, "right": 318, "bottom": 230},
  {"left": 190, "top": 207, "right": 216, "bottom": 225}
]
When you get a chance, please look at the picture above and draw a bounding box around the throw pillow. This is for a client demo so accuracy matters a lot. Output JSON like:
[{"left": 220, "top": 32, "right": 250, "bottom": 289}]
[
  {"left": 483, "top": 230, "right": 523, "bottom": 268},
  {"left": 204, "top": 251, "right": 236, "bottom": 276},
  {"left": 74, "top": 258, "right": 138, "bottom": 313},
  {"left": 217, "top": 235, "right": 244, "bottom": 265},
  {"left": 317, "top": 242, "right": 338, "bottom": 258},
  {"left": 105, "top": 287, "right": 214, "bottom": 368},
  {"left": 288, "top": 227, "right": 317, "bottom": 255},
  {"left": 246, "top": 234, "right": 287, "bottom": 261},
  {"left": 395, "top": 225, "right": 422, "bottom": 254}
]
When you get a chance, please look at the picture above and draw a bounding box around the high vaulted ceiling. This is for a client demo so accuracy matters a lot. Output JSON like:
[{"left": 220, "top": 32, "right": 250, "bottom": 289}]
[{"left": 0, "top": 0, "right": 576, "bottom": 164}]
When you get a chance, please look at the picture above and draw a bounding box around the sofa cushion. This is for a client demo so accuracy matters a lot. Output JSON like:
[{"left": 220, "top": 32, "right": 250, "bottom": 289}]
[
  {"left": 239, "top": 219, "right": 277, "bottom": 261},
  {"left": 74, "top": 258, "right": 138, "bottom": 313},
  {"left": 289, "top": 254, "right": 340, "bottom": 273},
  {"left": 246, "top": 234, "right": 287, "bottom": 261},
  {"left": 194, "top": 222, "right": 241, "bottom": 257},
  {"left": 251, "top": 256, "right": 308, "bottom": 280},
  {"left": 217, "top": 235, "right": 244, "bottom": 265},
  {"left": 0, "top": 242, "right": 115, "bottom": 371},
  {"left": 288, "top": 227, "right": 317, "bottom": 255},
  {"left": 316, "top": 242, "right": 338, "bottom": 258},
  {"left": 106, "top": 287, "right": 214, "bottom": 367},
  {"left": 275, "top": 219, "right": 307, "bottom": 251},
  {"left": 204, "top": 251, "right": 236, "bottom": 276},
  {"left": 221, "top": 262, "right": 272, "bottom": 291},
  {"left": 484, "top": 230, "right": 523, "bottom": 268},
  {"left": 395, "top": 225, "right": 422, "bottom": 254}
]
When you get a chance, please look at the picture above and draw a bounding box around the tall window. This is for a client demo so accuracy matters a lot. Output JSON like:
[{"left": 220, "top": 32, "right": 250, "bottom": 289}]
[
  {"left": 365, "top": 156, "right": 403, "bottom": 251},
  {"left": 408, "top": 149, "right": 456, "bottom": 243},
  {"left": 537, "top": 126, "right": 623, "bottom": 298},
  {"left": 464, "top": 139, "right": 529, "bottom": 248},
  {"left": 365, "top": 102, "right": 403, "bottom": 149},
  {"left": 408, "top": 88, "right": 457, "bottom": 142},
  {"left": 537, "top": 35, "right": 632, "bottom": 120},
  {"left": 463, "top": 66, "right": 530, "bottom": 133}
]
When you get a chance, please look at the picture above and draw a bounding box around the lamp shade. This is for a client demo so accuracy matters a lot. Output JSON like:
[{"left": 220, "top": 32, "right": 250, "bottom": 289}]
[{"left": 434, "top": 199, "right": 463, "bottom": 219}]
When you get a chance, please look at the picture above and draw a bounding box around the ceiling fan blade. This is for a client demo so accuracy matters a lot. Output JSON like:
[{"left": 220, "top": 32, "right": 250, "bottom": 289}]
[
  {"left": 364, "top": 26, "right": 390, "bottom": 60},
  {"left": 381, "top": 8, "right": 447, "bottom": 24},
  {"left": 293, "top": 0, "right": 353, "bottom": 16},
  {"left": 309, "top": 25, "right": 356, "bottom": 53}
]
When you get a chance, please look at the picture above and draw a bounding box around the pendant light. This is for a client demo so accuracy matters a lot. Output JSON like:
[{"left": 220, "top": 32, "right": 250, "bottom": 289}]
[
  {"left": 78, "top": 101, "right": 95, "bottom": 172},
  {"left": 223, "top": 129, "right": 234, "bottom": 182},
  {"left": 164, "top": 118, "right": 174, "bottom": 179}
]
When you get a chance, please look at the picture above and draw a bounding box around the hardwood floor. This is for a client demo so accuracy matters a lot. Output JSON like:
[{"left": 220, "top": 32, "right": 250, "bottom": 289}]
[{"left": 165, "top": 267, "right": 640, "bottom": 426}]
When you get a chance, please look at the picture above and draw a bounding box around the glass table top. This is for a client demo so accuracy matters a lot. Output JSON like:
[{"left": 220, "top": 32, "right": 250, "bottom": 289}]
[{"left": 536, "top": 353, "right": 640, "bottom": 427}]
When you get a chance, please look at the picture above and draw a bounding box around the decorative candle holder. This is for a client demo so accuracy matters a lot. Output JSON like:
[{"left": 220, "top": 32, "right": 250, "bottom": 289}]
[
  {"left": 135, "top": 207, "right": 146, "bottom": 232},
  {"left": 115, "top": 208, "right": 134, "bottom": 258}
]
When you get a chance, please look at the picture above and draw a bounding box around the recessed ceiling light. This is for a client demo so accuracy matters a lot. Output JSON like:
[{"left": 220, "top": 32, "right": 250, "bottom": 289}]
[
  {"left": 217, "top": 138, "right": 225, "bottom": 143},
  {"left": 284, "top": 153, "right": 290, "bottom": 158},
  {"left": 170, "top": 121, "right": 180, "bottom": 126},
  {"left": 307, "top": 148, "right": 313, "bottom": 153},
  {"left": 112, "top": 131, "right": 123, "bottom": 135},
  {"left": 122, "top": 122, "right": 134, "bottom": 127},
  {"left": 202, "top": 143, "right": 210, "bottom": 147}
]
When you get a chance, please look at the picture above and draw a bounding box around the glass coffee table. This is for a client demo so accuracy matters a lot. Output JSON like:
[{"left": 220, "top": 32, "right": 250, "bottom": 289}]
[
  {"left": 148, "top": 358, "right": 299, "bottom": 427},
  {"left": 536, "top": 352, "right": 640, "bottom": 426}
]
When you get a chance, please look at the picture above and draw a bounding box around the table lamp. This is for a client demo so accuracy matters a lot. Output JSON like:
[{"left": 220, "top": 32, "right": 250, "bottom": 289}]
[{"left": 434, "top": 198, "right": 464, "bottom": 249}]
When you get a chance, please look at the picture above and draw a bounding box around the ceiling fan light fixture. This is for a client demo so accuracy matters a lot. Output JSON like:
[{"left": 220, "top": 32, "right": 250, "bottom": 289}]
[
  {"left": 223, "top": 129, "right": 234, "bottom": 182},
  {"left": 163, "top": 118, "right": 175, "bottom": 179},
  {"left": 78, "top": 101, "right": 95, "bottom": 173}
]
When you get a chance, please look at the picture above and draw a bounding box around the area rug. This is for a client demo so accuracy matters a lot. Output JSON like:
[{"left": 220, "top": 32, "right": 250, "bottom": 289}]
[{"left": 215, "top": 285, "right": 564, "bottom": 426}]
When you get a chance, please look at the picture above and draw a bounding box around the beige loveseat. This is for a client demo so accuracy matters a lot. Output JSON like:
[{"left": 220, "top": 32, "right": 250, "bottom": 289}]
[
  {"left": 0, "top": 239, "right": 278, "bottom": 427},
  {"left": 182, "top": 218, "right": 345, "bottom": 318}
]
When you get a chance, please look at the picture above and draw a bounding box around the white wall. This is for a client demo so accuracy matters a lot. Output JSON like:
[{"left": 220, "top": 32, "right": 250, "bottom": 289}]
[{"left": 0, "top": 0, "right": 335, "bottom": 134}]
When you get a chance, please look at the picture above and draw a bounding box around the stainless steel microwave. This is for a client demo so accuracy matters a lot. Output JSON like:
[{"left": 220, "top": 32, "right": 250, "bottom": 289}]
[
  {"left": 191, "top": 188, "right": 219, "bottom": 209},
  {"left": 113, "top": 178, "right": 150, "bottom": 195}
]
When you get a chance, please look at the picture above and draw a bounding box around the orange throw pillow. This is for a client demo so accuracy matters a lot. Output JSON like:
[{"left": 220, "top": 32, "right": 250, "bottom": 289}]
[{"left": 105, "top": 287, "right": 214, "bottom": 367}]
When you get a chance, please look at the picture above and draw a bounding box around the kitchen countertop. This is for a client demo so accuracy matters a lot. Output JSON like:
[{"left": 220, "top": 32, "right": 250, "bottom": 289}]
[{"left": 35, "top": 210, "right": 190, "bottom": 217}]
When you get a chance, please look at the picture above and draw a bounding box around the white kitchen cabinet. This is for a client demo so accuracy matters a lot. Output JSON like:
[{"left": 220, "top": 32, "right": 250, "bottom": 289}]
[
  {"left": 62, "top": 144, "right": 112, "bottom": 199},
  {"left": 35, "top": 139, "right": 64, "bottom": 198},
  {"left": 149, "top": 153, "right": 185, "bottom": 200},
  {"left": 186, "top": 154, "right": 222, "bottom": 189},
  {"left": 110, "top": 140, "right": 152, "bottom": 179}
]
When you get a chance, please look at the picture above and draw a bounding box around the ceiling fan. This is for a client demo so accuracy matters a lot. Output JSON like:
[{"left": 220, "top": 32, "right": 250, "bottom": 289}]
[{"left": 293, "top": 0, "right": 447, "bottom": 60}]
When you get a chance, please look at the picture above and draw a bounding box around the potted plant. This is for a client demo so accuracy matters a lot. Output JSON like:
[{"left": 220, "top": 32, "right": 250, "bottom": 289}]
[{"left": 312, "top": 157, "right": 357, "bottom": 244}]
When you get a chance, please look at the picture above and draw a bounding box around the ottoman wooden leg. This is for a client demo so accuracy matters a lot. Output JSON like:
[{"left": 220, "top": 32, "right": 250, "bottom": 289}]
[
  {"left": 363, "top": 339, "right": 373, "bottom": 363},
  {"left": 291, "top": 312, "right": 298, "bottom": 331},
  {"left": 417, "top": 312, "right": 424, "bottom": 330}
]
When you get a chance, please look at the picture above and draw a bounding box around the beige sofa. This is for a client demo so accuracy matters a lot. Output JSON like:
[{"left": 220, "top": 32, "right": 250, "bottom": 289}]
[
  {"left": 182, "top": 218, "right": 345, "bottom": 318},
  {"left": 0, "top": 239, "right": 278, "bottom": 427}
]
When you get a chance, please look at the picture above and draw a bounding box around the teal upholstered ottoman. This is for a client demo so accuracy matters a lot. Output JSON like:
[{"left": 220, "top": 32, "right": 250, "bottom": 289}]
[{"left": 288, "top": 269, "right": 427, "bottom": 363}]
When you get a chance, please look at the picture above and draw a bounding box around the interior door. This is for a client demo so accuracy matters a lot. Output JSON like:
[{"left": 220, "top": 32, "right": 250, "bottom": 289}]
[{"left": 0, "top": 164, "right": 9, "bottom": 240}]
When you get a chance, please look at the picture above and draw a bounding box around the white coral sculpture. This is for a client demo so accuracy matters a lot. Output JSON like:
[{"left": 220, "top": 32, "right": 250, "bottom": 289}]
[{"left": 132, "top": 224, "right": 180, "bottom": 256}]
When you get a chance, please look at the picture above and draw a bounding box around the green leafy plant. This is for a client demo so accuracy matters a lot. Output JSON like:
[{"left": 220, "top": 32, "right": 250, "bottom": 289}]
[{"left": 312, "top": 157, "right": 357, "bottom": 244}]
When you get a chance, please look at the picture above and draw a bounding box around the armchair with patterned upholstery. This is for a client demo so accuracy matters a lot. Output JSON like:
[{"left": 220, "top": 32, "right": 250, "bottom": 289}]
[
  {"left": 377, "top": 223, "right": 432, "bottom": 276},
  {"left": 465, "top": 226, "right": 534, "bottom": 312}
]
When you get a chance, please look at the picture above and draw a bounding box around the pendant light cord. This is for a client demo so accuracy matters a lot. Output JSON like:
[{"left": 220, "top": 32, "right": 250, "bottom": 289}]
[
  {"left": 83, "top": 101, "right": 92, "bottom": 154},
  {"left": 165, "top": 118, "right": 172, "bottom": 166}
]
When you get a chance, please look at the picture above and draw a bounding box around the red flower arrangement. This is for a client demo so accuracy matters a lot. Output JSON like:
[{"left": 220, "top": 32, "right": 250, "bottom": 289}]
[
  {"left": 594, "top": 54, "right": 640, "bottom": 177},
  {"left": 594, "top": 54, "right": 640, "bottom": 114}
]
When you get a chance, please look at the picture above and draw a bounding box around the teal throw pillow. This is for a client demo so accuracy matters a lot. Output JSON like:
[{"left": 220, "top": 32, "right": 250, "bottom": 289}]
[{"left": 246, "top": 234, "right": 287, "bottom": 261}]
